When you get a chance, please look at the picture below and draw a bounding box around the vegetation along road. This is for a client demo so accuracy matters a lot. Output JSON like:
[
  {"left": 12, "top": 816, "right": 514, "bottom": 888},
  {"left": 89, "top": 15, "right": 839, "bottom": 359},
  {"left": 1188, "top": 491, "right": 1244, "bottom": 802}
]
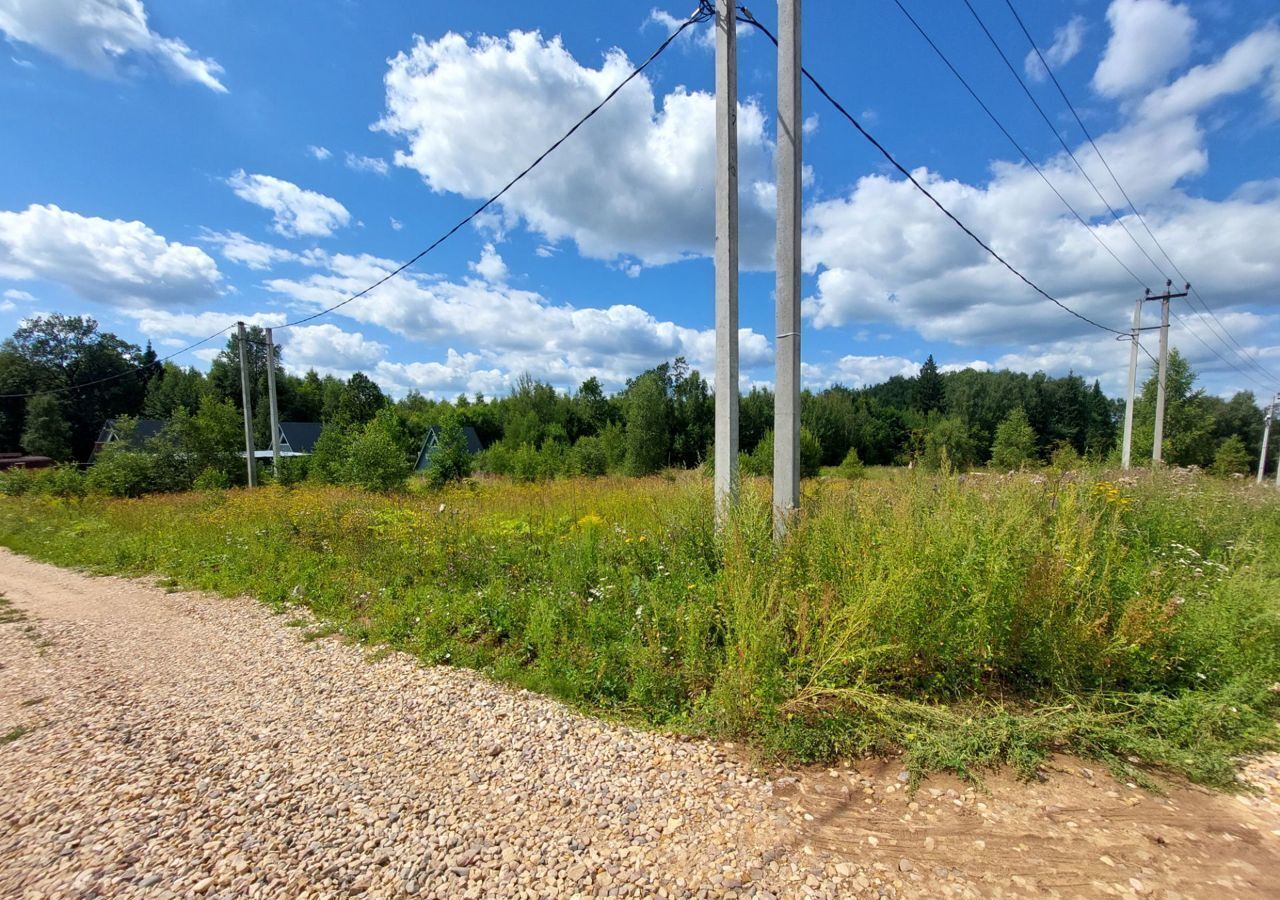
[{"left": 2, "top": 546, "right": 1279, "bottom": 898}]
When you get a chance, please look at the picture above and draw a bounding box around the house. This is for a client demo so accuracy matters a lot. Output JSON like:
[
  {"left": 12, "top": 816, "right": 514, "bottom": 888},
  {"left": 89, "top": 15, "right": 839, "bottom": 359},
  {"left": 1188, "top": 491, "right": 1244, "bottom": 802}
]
[
  {"left": 414, "top": 425, "right": 483, "bottom": 471},
  {"left": 92, "top": 418, "right": 166, "bottom": 461},
  {"left": 0, "top": 452, "right": 53, "bottom": 470},
  {"left": 251, "top": 422, "right": 323, "bottom": 459}
]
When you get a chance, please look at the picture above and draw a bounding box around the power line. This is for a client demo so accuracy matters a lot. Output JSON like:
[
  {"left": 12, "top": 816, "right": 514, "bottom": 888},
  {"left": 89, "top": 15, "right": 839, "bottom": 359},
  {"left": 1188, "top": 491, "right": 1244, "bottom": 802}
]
[
  {"left": 0, "top": 5, "right": 714, "bottom": 401},
  {"left": 736, "top": 5, "right": 1128, "bottom": 338},
  {"left": 0, "top": 326, "right": 233, "bottom": 400},
  {"left": 1001, "top": 0, "right": 1280, "bottom": 387},
  {"left": 956, "top": 0, "right": 1172, "bottom": 285},
  {"left": 888, "top": 0, "right": 1150, "bottom": 292}
]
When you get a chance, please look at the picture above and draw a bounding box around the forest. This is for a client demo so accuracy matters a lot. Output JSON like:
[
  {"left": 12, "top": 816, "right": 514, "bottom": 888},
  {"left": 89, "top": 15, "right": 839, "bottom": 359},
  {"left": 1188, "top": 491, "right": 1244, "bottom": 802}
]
[{"left": 0, "top": 314, "right": 1269, "bottom": 493}]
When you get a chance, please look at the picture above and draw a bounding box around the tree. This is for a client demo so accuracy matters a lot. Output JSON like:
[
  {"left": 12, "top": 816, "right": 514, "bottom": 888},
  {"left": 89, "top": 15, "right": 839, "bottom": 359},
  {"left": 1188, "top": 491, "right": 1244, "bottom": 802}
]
[
  {"left": 1212, "top": 435, "right": 1252, "bottom": 477},
  {"left": 922, "top": 416, "right": 977, "bottom": 471},
  {"left": 21, "top": 394, "right": 73, "bottom": 460},
  {"left": 0, "top": 314, "right": 145, "bottom": 460},
  {"left": 426, "top": 412, "right": 473, "bottom": 487},
  {"left": 334, "top": 372, "right": 387, "bottom": 427},
  {"left": 1131, "top": 349, "right": 1216, "bottom": 466},
  {"left": 914, "top": 355, "right": 946, "bottom": 414},
  {"left": 990, "top": 407, "right": 1038, "bottom": 470},
  {"left": 625, "top": 371, "right": 670, "bottom": 475}
]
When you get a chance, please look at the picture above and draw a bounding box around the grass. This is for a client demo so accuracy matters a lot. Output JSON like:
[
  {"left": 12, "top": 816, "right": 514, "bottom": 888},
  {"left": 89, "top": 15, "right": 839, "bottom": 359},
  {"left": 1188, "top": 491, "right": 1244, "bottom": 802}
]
[
  {"left": 0, "top": 467, "right": 1277, "bottom": 787},
  {"left": 1, "top": 725, "right": 32, "bottom": 745}
]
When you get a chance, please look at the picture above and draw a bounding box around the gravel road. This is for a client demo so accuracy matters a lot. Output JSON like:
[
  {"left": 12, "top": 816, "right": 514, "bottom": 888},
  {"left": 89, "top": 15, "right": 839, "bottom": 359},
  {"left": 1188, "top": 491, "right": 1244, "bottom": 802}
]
[{"left": 2, "top": 547, "right": 1278, "bottom": 899}]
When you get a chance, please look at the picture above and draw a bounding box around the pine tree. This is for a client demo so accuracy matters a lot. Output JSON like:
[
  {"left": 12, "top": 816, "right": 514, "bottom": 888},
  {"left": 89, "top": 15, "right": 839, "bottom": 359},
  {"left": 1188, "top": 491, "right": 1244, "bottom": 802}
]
[
  {"left": 914, "top": 355, "right": 946, "bottom": 414},
  {"left": 990, "top": 407, "right": 1038, "bottom": 470}
]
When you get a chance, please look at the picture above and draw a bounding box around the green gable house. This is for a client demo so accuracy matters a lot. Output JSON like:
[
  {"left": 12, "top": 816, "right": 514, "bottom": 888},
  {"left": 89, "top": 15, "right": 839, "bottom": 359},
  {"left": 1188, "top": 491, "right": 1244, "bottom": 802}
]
[{"left": 414, "top": 425, "right": 483, "bottom": 472}]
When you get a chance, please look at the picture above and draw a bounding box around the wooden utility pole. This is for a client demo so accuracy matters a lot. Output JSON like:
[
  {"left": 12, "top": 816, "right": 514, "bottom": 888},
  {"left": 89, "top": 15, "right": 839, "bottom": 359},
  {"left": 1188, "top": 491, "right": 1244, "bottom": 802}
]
[
  {"left": 236, "top": 321, "right": 257, "bottom": 487},
  {"left": 714, "top": 0, "right": 739, "bottom": 526},
  {"left": 1151, "top": 281, "right": 1189, "bottom": 464},
  {"left": 264, "top": 327, "right": 282, "bottom": 477},
  {"left": 1120, "top": 293, "right": 1144, "bottom": 470},
  {"left": 773, "top": 0, "right": 801, "bottom": 539}
]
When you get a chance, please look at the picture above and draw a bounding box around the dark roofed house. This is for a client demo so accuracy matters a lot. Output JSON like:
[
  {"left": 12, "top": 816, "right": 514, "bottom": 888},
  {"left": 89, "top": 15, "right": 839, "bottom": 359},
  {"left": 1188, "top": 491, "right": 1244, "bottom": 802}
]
[
  {"left": 249, "top": 422, "right": 324, "bottom": 459},
  {"left": 414, "top": 425, "right": 483, "bottom": 472},
  {"left": 0, "top": 453, "right": 54, "bottom": 470},
  {"left": 92, "top": 418, "right": 166, "bottom": 461}
]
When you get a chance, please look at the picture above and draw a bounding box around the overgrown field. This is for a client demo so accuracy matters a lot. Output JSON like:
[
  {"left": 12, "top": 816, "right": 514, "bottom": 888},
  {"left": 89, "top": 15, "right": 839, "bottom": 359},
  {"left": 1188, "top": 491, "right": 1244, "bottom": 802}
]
[{"left": 2, "top": 468, "right": 1278, "bottom": 787}]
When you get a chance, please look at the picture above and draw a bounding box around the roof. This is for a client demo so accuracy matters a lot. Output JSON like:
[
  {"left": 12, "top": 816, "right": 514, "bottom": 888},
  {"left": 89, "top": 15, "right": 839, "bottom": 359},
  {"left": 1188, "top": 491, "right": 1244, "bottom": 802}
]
[
  {"left": 0, "top": 455, "right": 54, "bottom": 470},
  {"left": 414, "top": 424, "right": 483, "bottom": 471},
  {"left": 97, "top": 418, "right": 166, "bottom": 447},
  {"left": 279, "top": 422, "right": 323, "bottom": 454}
]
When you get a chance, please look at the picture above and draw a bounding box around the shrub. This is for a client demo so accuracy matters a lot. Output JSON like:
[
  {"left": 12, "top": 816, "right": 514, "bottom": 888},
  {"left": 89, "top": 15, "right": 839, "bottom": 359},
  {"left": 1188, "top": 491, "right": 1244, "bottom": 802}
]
[
  {"left": 86, "top": 449, "right": 155, "bottom": 498},
  {"left": 1049, "top": 442, "right": 1085, "bottom": 471},
  {"left": 425, "top": 416, "right": 474, "bottom": 488},
  {"left": 0, "top": 468, "right": 36, "bottom": 496},
  {"left": 340, "top": 421, "right": 411, "bottom": 491},
  {"left": 274, "top": 455, "right": 309, "bottom": 486},
  {"left": 36, "top": 464, "right": 87, "bottom": 499},
  {"left": 569, "top": 435, "right": 608, "bottom": 477},
  {"left": 192, "top": 467, "right": 232, "bottom": 491},
  {"left": 922, "top": 416, "right": 977, "bottom": 471},
  {"left": 990, "top": 407, "right": 1038, "bottom": 471},
  {"left": 836, "top": 448, "right": 865, "bottom": 479},
  {"left": 1212, "top": 435, "right": 1252, "bottom": 477}
]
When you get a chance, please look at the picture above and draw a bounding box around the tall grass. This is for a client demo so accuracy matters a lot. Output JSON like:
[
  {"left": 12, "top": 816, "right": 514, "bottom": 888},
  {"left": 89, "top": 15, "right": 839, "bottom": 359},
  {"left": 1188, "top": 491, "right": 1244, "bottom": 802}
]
[{"left": 1, "top": 468, "right": 1276, "bottom": 786}]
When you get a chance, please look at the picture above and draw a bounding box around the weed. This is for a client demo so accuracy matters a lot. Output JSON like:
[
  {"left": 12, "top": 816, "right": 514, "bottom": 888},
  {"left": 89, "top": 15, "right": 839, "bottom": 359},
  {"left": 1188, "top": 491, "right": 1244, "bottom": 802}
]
[{"left": 1, "top": 725, "right": 32, "bottom": 745}]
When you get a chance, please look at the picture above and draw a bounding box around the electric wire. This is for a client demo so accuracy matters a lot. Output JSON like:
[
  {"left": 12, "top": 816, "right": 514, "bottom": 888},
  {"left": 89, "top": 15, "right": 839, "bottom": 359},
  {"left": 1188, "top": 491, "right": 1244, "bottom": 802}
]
[
  {"left": 888, "top": 0, "right": 1150, "bottom": 292},
  {"left": 736, "top": 4, "right": 1128, "bottom": 337},
  {"left": 0, "top": 5, "right": 713, "bottom": 401},
  {"left": 1001, "top": 0, "right": 1280, "bottom": 387}
]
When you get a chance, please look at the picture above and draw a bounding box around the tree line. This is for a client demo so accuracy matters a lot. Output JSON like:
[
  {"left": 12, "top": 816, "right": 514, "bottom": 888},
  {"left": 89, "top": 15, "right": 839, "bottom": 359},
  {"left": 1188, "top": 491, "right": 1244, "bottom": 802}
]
[{"left": 0, "top": 315, "right": 1270, "bottom": 490}]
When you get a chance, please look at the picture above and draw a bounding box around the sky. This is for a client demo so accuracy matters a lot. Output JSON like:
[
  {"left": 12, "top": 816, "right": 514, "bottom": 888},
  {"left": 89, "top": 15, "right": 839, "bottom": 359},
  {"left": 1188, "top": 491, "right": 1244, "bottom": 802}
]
[{"left": 1, "top": 0, "right": 1279, "bottom": 401}]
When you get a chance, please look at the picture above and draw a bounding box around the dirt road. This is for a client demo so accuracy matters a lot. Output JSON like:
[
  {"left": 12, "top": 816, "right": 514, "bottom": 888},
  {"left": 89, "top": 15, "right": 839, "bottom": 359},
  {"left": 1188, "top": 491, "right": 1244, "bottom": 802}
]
[{"left": 2, "top": 548, "right": 1278, "bottom": 898}]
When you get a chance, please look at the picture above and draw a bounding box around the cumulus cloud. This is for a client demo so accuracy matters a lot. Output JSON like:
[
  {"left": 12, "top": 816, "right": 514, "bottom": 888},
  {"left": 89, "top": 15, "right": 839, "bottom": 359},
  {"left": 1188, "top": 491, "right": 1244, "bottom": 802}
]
[
  {"left": 199, "top": 230, "right": 297, "bottom": 270},
  {"left": 801, "top": 9, "right": 1280, "bottom": 392},
  {"left": 3, "top": 288, "right": 35, "bottom": 302},
  {"left": 0, "top": 203, "right": 221, "bottom": 308},
  {"left": 375, "top": 29, "right": 775, "bottom": 267},
  {"left": 468, "top": 243, "right": 508, "bottom": 283},
  {"left": 262, "top": 249, "right": 772, "bottom": 393},
  {"left": 802, "top": 355, "right": 921, "bottom": 390},
  {"left": 1025, "top": 15, "right": 1086, "bottom": 81},
  {"left": 307, "top": 145, "right": 332, "bottom": 161},
  {"left": 227, "top": 171, "right": 351, "bottom": 238},
  {"left": 0, "top": 0, "right": 226, "bottom": 91},
  {"left": 279, "top": 323, "right": 388, "bottom": 378},
  {"left": 344, "top": 153, "right": 389, "bottom": 176},
  {"left": 1093, "top": 0, "right": 1196, "bottom": 96},
  {"left": 121, "top": 308, "right": 282, "bottom": 338}
]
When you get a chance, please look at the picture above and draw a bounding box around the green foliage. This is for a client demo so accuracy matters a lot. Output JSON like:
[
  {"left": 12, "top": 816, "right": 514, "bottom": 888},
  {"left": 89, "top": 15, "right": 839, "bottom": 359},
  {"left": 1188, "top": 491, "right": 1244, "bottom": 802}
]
[
  {"left": 625, "top": 371, "right": 669, "bottom": 476},
  {"left": 922, "top": 416, "right": 977, "bottom": 471},
  {"left": 192, "top": 467, "right": 232, "bottom": 491},
  {"left": 800, "top": 426, "right": 823, "bottom": 478},
  {"left": 21, "top": 394, "right": 73, "bottom": 460},
  {"left": 339, "top": 416, "right": 411, "bottom": 491},
  {"left": 837, "top": 448, "right": 866, "bottom": 480},
  {"left": 426, "top": 415, "right": 474, "bottom": 488},
  {"left": 1132, "top": 349, "right": 1217, "bottom": 466},
  {"left": 86, "top": 446, "right": 156, "bottom": 497},
  {"left": 1212, "top": 435, "right": 1252, "bottom": 477},
  {"left": 990, "top": 407, "right": 1038, "bottom": 471},
  {"left": 568, "top": 435, "right": 608, "bottom": 477},
  {"left": 914, "top": 354, "right": 946, "bottom": 413},
  {"left": 2, "top": 471, "right": 1276, "bottom": 788}
]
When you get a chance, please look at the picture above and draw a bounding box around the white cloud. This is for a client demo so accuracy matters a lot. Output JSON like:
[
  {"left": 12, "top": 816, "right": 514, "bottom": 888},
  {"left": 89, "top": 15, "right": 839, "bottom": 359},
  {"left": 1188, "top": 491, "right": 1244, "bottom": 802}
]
[
  {"left": 469, "top": 243, "right": 508, "bottom": 283},
  {"left": 344, "top": 152, "right": 389, "bottom": 176},
  {"left": 307, "top": 145, "right": 332, "bottom": 161},
  {"left": 1093, "top": 0, "right": 1196, "bottom": 96},
  {"left": 199, "top": 230, "right": 297, "bottom": 270},
  {"left": 121, "top": 308, "right": 283, "bottom": 339},
  {"left": 375, "top": 29, "right": 776, "bottom": 267},
  {"left": 1139, "top": 24, "right": 1280, "bottom": 121},
  {"left": 643, "top": 7, "right": 751, "bottom": 51},
  {"left": 227, "top": 170, "right": 351, "bottom": 238},
  {"left": 263, "top": 249, "right": 772, "bottom": 392},
  {"left": 3, "top": 288, "right": 35, "bottom": 302},
  {"left": 0, "top": 0, "right": 226, "bottom": 91},
  {"left": 802, "top": 113, "right": 819, "bottom": 136},
  {"left": 802, "top": 355, "right": 920, "bottom": 390},
  {"left": 1025, "top": 16, "right": 1086, "bottom": 81},
  {"left": 389, "top": 217, "right": 404, "bottom": 231},
  {"left": 0, "top": 204, "right": 220, "bottom": 308},
  {"left": 279, "top": 323, "right": 388, "bottom": 378}
]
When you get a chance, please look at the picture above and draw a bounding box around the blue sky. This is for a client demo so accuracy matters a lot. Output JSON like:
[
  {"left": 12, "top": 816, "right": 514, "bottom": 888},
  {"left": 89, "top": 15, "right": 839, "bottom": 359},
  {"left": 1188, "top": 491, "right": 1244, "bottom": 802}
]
[{"left": 2, "top": 0, "right": 1279, "bottom": 400}]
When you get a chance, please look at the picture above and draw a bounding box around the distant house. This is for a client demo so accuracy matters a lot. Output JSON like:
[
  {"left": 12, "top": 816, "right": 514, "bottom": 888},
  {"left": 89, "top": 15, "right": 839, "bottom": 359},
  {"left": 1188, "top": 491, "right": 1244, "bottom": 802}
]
[
  {"left": 414, "top": 425, "right": 483, "bottom": 471},
  {"left": 251, "top": 422, "right": 323, "bottom": 459},
  {"left": 92, "top": 418, "right": 166, "bottom": 461}
]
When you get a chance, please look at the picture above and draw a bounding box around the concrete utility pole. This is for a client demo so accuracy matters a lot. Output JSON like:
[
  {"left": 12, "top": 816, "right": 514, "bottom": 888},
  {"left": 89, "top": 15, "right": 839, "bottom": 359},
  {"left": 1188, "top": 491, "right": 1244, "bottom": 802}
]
[
  {"left": 236, "top": 321, "right": 257, "bottom": 488},
  {"left": 714, "top": 0, "right": 739, "bottom": 526},
  {"left": 773, "top": 0, "right": 801, "bottom": 539},
  {"left": 1120, "top": 293, "right": 1145, "bottom": 470},
  {"left": 1152, "top": 283, "right": 1171, "bottom": 464},
  {"left": 264, "top": 327, "right": 282, "bottom": 477},
  {"left": 1258, "top": 398, "right": 1273, "bottom": 484},
  {"left": 1151, "top": 281, "right": 1190, "bottom": 464}
]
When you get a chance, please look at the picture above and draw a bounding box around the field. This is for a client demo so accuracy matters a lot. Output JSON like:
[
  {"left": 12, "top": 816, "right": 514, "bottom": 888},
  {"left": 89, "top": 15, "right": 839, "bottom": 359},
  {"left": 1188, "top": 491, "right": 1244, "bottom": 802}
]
[{"left": 2, "top": 467, "right": 1278, "bottom": 787}]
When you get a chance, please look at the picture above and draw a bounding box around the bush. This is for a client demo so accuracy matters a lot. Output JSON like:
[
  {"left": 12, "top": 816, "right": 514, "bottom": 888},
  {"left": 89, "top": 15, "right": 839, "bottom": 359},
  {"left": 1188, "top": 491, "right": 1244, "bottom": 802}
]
[
  {"left": 86, "top": 449, "right": 155, "bottom": 498},
  {"left": 0, "top": 468, "right": 36, "bottom": 496},
  {"left": 274, "top": 455, "right": 309, "bottom": 486},
  {"left": 1049, "top": 442, "right": 1085, "bottom": 471},
  {"left": 36, "top": 464, "right": 87, "bottom": 499},
  {"left": 922, "top": 416, "right": 977, "bottom": 471},
  {"left": 1212, "top": 435, "right": 1252, "bottom": 477},
  {"left": 569, "top": 435, "right": 608, "bottom": 477},
  {"left": 425, "top": 417, "right": 474, "bottom": 488},
  {"left": 990, "top": 408, "right": 1038, "bottom": 471},
  {"left": 192, "top": 467, "right": 232, "bottom": 491},
  {"left": 836, "top": 448, "right": 865, "bottom": 479},
  {"left": 340, "top": 423, "right": 411, "bottom": 492}
]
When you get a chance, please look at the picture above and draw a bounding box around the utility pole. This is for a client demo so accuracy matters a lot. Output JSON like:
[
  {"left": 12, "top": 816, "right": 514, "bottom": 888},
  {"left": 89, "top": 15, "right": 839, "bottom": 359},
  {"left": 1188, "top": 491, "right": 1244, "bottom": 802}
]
[
  {"left": 773, "top": 0, "right": 801, "bottom": 539},
  {"left": 236, "top": 321, "right": 257, "bottom": 488},
  {"left": 1151, "top": 281, "right": 1190, "bottom": 464},
  {"left": 1120, "top": 292, "right": 1145, "bottom": 470},
  {"left": 714, "top": 0, "right": 739, "bottom": 527},
  {"left": 264, "top": 327, "right": 282, "bottom": 478},
  {"left": 1258, "top": 398, "right": 1274, "bottom": 484}
]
